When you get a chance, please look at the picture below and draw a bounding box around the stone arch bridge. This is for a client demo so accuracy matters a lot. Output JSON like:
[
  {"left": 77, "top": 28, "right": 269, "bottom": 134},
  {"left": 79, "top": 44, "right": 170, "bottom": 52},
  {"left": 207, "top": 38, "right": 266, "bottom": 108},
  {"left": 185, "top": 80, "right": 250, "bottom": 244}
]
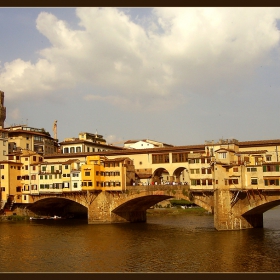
[{"left": 27, "top": 185, "right": 280, "bottom": 231}]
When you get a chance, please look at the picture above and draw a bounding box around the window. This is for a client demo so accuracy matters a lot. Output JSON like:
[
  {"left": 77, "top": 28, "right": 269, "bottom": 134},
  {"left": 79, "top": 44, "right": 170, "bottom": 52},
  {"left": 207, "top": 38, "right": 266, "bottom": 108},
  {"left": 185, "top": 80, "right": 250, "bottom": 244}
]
[
  {"left": 76, "top": 147, "right": 81, "bottom": 153},
  {"left": 1, "top": 175, "right": 4, "bottom": 179},
  {"left": 70, "top": 147, "right": 75, "bottom": 153},
  {"left": 1, "top": 187, "right": 5, "bottom": 191},
  {"left": 264, "top": 179, "right": 279, "bottom": 186},
  {"left": 266, "top": 155, "right": 272, "bottom": 161},
  {"left": 0, "top": 165, "right": 4, "bottom": 169},
  {"left": 251, "top": 178, "right": 258, "bottom": 185},
  {"left": 85, "top": 172, "right": 90, "bottom": 176},
  {"left": 191, "top": 179, "right": 200, "bottom": 186},
  {"left": 65, "top": 165, "right": 69, "bottom": 169},
  {"left": 247, "top": 167, "right": 257, "bottom": 172},
  {"left": 25, "top": 165, "right": 28, "bottom": 170},
  {"left": 73, "top": 183, "right": 78, "bottom": 188},
  {"left": 64, "top": 148, "right": 69, "bottom": 153},
  {"left": 263, "top": 165, "right": 280, "bottom": 172},
  {"left": 233, "top": 167, "right": 238, "bottom": 172},
  {"left": 218, "top": 152, "right": 227, "bottom": 159},
  {"left": 152, "top": 154, "right": 170, "bottom": 164},
  {"left": 229, "top": 179, "right": 238, "bottom": 185},
  {"left": 188, "top": 159, "right": 200, "bottom": 164}
]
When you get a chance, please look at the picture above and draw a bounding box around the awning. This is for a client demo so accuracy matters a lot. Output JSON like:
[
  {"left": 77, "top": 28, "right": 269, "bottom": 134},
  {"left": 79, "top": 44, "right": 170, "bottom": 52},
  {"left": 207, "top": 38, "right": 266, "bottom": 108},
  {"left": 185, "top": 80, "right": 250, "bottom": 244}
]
[{"left": 135, "top": 173, "right": 152, "bottom": 179}]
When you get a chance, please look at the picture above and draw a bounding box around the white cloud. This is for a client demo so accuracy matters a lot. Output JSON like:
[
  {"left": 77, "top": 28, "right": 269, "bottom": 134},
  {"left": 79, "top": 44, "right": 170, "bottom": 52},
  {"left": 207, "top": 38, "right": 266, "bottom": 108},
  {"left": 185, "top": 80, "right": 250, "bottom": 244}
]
[{"left": 1, "top": 7, "right": 280, "bottom": 108}]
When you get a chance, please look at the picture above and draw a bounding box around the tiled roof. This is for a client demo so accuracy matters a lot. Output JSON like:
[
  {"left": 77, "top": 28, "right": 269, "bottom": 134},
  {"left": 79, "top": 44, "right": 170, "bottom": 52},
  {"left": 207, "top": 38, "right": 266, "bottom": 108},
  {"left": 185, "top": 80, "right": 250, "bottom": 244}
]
[{"left": 236, "top": 150, "right": 267, "bottom": 154}]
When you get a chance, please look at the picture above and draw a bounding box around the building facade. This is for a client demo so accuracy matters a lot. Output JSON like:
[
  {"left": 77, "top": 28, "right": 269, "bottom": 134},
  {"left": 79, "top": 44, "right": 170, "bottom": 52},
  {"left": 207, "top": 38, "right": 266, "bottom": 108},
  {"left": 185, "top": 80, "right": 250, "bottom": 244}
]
[
  {"left": 124, "top": 139, "right": 174, "bottom": 149},
  {"left": 59, "top": 132, "right": 124, "bottom": 154},
  {"left": 2, "top": 137, "right": 280, "bottom": 214},
  {"left": 6, "top": 125, "right": 59, "bottom": 156}
]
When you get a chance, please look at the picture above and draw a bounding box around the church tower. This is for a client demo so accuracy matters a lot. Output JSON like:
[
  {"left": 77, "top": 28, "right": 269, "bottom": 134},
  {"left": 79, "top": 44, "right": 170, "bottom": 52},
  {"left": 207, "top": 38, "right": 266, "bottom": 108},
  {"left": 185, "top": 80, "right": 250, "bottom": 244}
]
[{"left": 0, "top": 90, "right": 6, "bottom": 128}]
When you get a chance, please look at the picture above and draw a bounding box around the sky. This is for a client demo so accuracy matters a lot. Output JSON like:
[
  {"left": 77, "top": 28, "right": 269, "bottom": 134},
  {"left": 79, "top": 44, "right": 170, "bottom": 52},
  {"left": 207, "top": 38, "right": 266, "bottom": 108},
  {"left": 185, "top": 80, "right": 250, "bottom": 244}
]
[{"left": 1, "top": 7, "right": 280, "bottom": 146}]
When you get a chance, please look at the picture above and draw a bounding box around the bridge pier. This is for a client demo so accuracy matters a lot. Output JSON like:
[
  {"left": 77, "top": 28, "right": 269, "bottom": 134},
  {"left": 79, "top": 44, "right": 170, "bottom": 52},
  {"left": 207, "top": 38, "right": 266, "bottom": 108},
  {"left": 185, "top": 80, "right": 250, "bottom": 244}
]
[
  {"left": 87, "top": 191, "right": 147, "bottom": 224},
  {"left": 214, "top": 190, "right": 263, "bottom": 230}
]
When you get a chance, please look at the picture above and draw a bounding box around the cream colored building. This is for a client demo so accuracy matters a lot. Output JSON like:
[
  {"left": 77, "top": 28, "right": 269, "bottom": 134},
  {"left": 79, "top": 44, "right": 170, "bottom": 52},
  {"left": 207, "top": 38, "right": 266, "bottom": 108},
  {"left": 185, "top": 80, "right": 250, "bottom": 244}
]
[
  {"left": 59, "top": 132, "right": 124, "bottom": 154},
  {"left": 6, "top": 125, "right": 59, "bottom": 156},
  {"left": 124, "top": 139, "right": 173, "bottom": 149}
]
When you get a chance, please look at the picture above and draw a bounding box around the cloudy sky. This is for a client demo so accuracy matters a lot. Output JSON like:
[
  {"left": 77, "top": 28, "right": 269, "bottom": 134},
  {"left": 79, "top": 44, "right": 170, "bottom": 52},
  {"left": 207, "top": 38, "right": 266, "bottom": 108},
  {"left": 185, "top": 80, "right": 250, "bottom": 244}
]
[{"left": 1, "top": 7, "right": 280, "bottom": 146}]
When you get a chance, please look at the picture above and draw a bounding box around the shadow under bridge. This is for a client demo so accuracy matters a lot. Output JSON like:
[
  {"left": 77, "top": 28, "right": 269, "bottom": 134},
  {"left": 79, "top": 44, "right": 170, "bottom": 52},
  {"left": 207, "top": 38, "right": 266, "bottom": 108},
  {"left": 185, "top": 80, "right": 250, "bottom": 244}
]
[
  {"left": 111, "top": 194, "right": 173, "bottom": 222},
  {"left": 27, "top": 197, "right": 88, "bottom": 218}
]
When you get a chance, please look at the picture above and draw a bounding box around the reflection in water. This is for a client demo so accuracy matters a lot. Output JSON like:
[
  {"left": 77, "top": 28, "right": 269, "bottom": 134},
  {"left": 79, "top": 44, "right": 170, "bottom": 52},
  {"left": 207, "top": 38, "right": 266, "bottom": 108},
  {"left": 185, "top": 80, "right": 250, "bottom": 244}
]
[{"left": 1, "top": 207, "right": 280, "bottom": 272}]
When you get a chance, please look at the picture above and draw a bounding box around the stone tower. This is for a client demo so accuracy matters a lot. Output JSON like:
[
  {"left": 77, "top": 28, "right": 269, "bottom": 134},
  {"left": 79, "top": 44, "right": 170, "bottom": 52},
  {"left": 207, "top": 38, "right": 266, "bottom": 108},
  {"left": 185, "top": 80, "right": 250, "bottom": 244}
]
[{"left": 0, "top": 90, "right": 6, "bottom": 128}]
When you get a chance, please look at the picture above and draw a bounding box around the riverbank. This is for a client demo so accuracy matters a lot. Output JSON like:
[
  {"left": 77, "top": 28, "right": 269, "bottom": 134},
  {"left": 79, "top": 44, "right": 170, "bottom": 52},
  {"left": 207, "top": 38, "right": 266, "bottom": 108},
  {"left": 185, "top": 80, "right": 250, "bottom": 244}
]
[
  {"left": 147, "top": 207, "right": 211, "bottom": 216},
  {"left": 0, "top": 207, "right": 211, "bottom": 222},
  {"left": 0, "top": 214, "right": 30, "bottom": 221}
]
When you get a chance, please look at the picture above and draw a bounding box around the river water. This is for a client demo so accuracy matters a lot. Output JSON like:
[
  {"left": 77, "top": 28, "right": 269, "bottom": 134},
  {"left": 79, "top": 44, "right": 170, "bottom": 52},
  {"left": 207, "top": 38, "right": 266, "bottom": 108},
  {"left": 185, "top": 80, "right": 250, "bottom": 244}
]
[{"left": 1, "top": 206, "right": 280, "bottom": 273}]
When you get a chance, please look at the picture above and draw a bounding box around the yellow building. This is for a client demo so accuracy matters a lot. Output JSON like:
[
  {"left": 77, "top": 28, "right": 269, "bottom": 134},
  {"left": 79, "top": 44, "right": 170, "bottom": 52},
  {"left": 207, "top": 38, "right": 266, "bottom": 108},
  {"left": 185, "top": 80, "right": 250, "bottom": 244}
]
[
  {"left": 81, "top": 155, "right": 135, "bottom": 191},
  {"left": 0, "top": 149, "right": 43, "bottom": 211},
  {"left": 38, "top": 159, "right": 81, "bottom": 193}
]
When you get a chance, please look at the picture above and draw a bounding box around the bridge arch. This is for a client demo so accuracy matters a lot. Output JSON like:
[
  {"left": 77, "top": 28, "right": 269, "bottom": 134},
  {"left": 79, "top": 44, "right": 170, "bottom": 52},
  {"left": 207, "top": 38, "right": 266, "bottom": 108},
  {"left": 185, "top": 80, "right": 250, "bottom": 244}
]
[
  {"left": 27, "top": 197, "right": 88, "bottom": 217},
  {"left": 172, "top": 166, "right": 189, "bottom": 185},
  {"left": 241, "top": 199, "right": 280, "bottom": 216},
  {"left": 112, "top": 194, "right": 173, "bottom": 221},
  {"left": 152, "top": 168, "right": 170, "bottom": 184}
]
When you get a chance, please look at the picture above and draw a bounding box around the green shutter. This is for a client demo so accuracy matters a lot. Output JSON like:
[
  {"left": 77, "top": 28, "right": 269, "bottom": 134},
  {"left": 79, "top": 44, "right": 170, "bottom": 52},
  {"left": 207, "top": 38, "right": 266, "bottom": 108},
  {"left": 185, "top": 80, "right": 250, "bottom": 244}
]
[
  {"left": 263, "top": 166, "right": 267, "bottom": 172},
  {"left": 276, "top": 165, "right": 280, "bottom": 172},
  {"left": 276, "top": 179, "right": 279, "bottom": 186}
]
